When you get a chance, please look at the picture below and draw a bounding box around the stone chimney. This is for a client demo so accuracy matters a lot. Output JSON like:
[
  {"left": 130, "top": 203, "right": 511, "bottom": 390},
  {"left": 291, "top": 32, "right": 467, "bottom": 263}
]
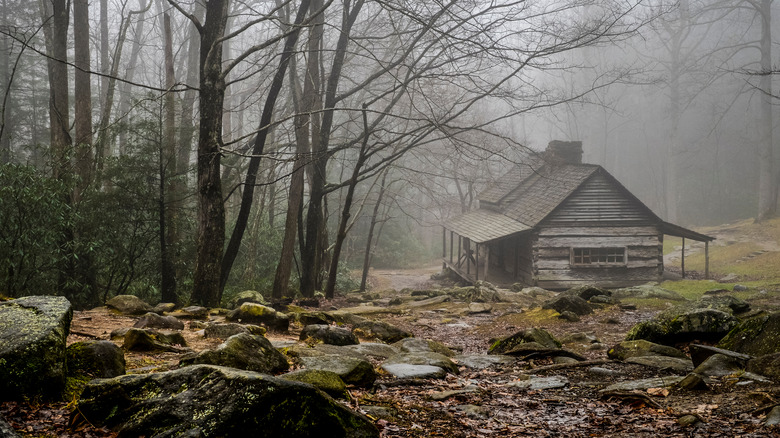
[{"left": 545, "top": 140, "right": 583, "bottom": 165}]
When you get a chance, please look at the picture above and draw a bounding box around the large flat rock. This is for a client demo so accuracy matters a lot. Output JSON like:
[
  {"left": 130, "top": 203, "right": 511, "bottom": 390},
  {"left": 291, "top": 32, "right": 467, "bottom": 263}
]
[{"left": 0, "top": 296, "right": 72, "bottom": 400}]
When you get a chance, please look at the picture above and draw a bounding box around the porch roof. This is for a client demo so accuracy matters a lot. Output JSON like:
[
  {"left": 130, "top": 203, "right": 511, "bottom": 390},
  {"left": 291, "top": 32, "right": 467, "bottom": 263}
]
[{"left": 443, "top": 209, "right": 531, "bottom": 243}]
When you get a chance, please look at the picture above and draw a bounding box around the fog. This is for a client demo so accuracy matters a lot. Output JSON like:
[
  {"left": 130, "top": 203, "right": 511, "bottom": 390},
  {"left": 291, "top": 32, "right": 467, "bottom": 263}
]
[{"left": 0, "top": 0, "right": 777, "bottom": 305}]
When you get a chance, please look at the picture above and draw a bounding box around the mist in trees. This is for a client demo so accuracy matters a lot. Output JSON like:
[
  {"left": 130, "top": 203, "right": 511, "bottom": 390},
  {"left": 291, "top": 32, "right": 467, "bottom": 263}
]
[{"left": 0, "top": 0, "right": 776, "bottom": 308}]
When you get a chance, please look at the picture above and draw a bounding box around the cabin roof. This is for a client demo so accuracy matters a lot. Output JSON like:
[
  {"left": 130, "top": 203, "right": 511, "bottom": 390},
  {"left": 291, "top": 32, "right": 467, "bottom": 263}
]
[{"left": 445, "top": 160, "right": 714, "bottom": 243}]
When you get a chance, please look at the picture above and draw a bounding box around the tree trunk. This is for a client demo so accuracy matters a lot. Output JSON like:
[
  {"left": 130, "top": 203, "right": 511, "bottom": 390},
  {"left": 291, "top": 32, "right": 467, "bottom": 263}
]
[
  {"left": 756, "top": 0, "right": 775, "bottom": 221},
  {"left": 191, "top": 0, "right": 229, "bottom": 308},
  {"left": 301, "top": 0, "right": 364, "bottom": 297},
  {"left": 160, "top": 11, "right": 178, "bottom": 304},
  {"left": 74, "top": 0, "right": 93, "bottom": 197},
  {"left": 325, "top": 104, "right": 369, "bottom": 299},
  {"left": 219, "top": 0, "right": 312, "bottom": 293},
  {"left": 360, "top": 170, "right": 389, "bottom": 291}
]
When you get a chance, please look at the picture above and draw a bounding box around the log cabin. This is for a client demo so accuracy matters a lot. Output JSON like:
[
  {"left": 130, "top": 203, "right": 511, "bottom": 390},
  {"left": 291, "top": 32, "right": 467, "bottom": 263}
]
[{"left": 442, "top": 140, "right": 714, "bottom": 289}]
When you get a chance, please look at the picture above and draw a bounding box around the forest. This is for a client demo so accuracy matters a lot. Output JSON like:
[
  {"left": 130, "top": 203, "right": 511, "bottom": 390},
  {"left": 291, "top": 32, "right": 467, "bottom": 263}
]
[{"left": 0, "top": 0, "right": 777, "bottom": 309}]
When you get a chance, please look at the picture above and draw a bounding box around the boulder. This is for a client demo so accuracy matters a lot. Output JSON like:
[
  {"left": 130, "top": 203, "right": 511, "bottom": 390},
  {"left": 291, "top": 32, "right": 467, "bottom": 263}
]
[
  {"left": 717, "top": 312, "right": 780, "bottom": 356},
  {"left": 229, "top": 290, "right": 269, "bottom": 309},
  {"left": 280, "top": 369, "right": 347, "bottom": 398},
  {"left": 489, "top": 327, "right": 560, "bottom": 355},
  {"left": 393, "top": 338, "right": 455, "bottom": 357},
  {"left": 381, "top": 364, "right": 447, "bottom": 379},
  {"left": 345, "top": 343, "right": 400, "bottom": 361},
  {"left": 300, "top": 356, "right": 377, "bottom": 387},
  {"left": 180, "top": 333, "right": 289, "bottom": 374},
  {"left": 133, "top": 312, "right": 184, "bottom": 330},
  {"left": 612, "top": 284, "right": 687, "bottom": 301},
  {"left": 123, "top": 328, "right": 187, "bottom": 352},
  {"left": 66, "top": 340, "right": 125, "bottom": 378},
  {"left": 352, "top": 320, "right": 412, "bottom": 344},
  {"left": 75, "top": 365, "right": 378, "bottom": 437},
  {"left": 105, "top": 295, "right": 152, "bottom": 315},
  {"left": 204, "top": 322, "right": 266, "bottom": 339},
  {"left": 607, "top": 340, "right": 687, "bottom": 361},
  {"left": 0, "top": 296, "right": 72, "bottom": 400},
  {"left": 383, "top": 352, "right": 459, "bottom": 374},
  {"left": 747, "top": 352, "right": 780, "bottom": 380},
  {"left": 626, "top": 308, "right": 738, "bottom": 344},
  {"left": 542, "top": 295, "right": 593, "bottom": 316},
  {"left": 300, "top": 324, "right": 359, "bottom": 346},
  {"left": 227, "top": 303, "right": 289, "bottom": 331},
  {"left": 624, "top": 356, "right": 693, "bottom": 373}
]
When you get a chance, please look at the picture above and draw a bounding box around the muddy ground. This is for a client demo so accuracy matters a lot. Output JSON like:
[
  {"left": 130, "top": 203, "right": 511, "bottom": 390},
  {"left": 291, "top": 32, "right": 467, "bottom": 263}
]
[{"left": 2, "top": 267, "right": 780, "bottom": 437}]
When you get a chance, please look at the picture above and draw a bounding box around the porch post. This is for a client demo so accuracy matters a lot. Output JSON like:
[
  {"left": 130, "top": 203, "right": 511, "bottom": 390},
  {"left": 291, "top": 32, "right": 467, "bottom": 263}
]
[
  {"left": 475, "top": 243, "right": 480, "bottom": 282},
  {"left": 681, "top": 237, "right": 686, "bottom": 279}
]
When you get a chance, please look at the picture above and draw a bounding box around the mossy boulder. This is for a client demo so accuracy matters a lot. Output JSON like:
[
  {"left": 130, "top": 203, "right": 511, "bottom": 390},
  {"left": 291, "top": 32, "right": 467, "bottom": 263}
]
[
  {"left": 489, "top": 327, "right": 560, "bottom": 355},
  {"left": 133, "top": 312, "right": 185, "bottom": 330},
  {"left": 280, "top": 369, "right": 347, "bottom": 398},
  {"left": 542, "top": 295, "right": 593, "bottom": 316},
  {"left": 607, "top": 340, "right": 687, "bottom": 361},
  {"left": 352, "top": 320, "right": 412, "bottom": 344},
  {"left": 299, "top": 356, "right": 377, "bottom": 387},
  {"left": 382, "top": 352, "right": 459, "bottom": 374},
  {"left": 105, "top": 295, "right": 152, "bottom": 315},
  {"left": 0, "top": 296, "right": 73, "bottom": 400},
  {"left": 66, "top": 340, "right": 125, "bottom": 378},
  {"left": 227, "top": 303, "right": 289, "bottom": 331},
  {"left": 300, "top": 325, "right": 359, "bottom": 346},
  {"left": 393, "top": 337, "right": 455, "bottom": 357},
  {"left": 75, "top": 364, "right": 378, "bottom": 437},
  {"left": 718, "top": 312, "right": 780, "bottom": 356},
  {"left": 626, "top": 308, "right": 738, "bottom": 344},
  {"left": 123, "top": 328, "right": 187, "bottom": 352},
  {"left": 229, "top": 290, "right": 269, "bottom": 309},
  {"left": 180, "top": 333, "right": 289, "bottom": 374}
]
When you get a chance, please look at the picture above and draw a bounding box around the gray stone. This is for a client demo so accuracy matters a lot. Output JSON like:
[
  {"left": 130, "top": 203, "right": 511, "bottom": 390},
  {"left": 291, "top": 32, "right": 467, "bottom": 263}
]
[
  {"left": 300, "top": 356, "right": 377, "bottom": 387},
  {"left": 0, "top": 296, "right": 72, "bottom": 400},
  {"left": 455, "top": 354, "right": 514, "bottom": 369},
  {"left": 765, "top": 406, "right": 780, "bottom": 426},
  {"left": 229, "top": 290, "right": 268, "bottom": 309},
  {"left": 123, "top": 328, "right": 187, "bottom": 352},
  {"left": 133, "top": 312, "right": 184, "bottom": 330},
  {"left": 345, "top": 343, "right": 400, "bottom": 360},
  {"left": 383, "top": 352, "right": 458, "bottom": 374},
  {"left": 280, "top": 369, "right": 347, "bottom": 398},
  {"left": 393, "top": 338, "right": 455, "bottom": 357},
  {"left": 627, "top": 308, "right": 738, "bottom": 344},
  {"left": 489, "top": 327, "right": 560, "bottom": 355},
  {"left": 205, "top": 323, "right": 249, "bottom": 339},
  {"left": 612, "top": 285, "right": 686, "bottom": 301},
  {"left": 352, "top": 320, "right": 412, "bottom": 343},
  {"left": 66, "top": 340, "right": 125, "bottom": 378},
  {"left": 75, "top": 365, "right": 378, "bottom": 437},
  {"left": 603, "top": 376, "right": 684, "bottom": 392},
  {"left": 152, "top": 302, "right": 176, "bottom": 314},
  {"left": 381, "top": 363, "right": 447, "bottom": 379},
  {"left": 676, "top": 372, "right": 709, "bottom": 390},
  {"left": 227, "top": 303, "right": 289, "bottom": 331},
  {"left": 508, "top": 376, "right": 569, "bottom": 390},
  {"left": 106, "top": 294, "right": 152, "bottom": 315},
  {"left": 300, "top": 324, "right": 359, "bottom": 346},
  {"left": 542, "top": 295, "right": 593, "bottom": 316},
  {"left": 180, "top": 333, "right": 289, "bottom": 374},
  {"left": 718, "top": 312, "right": 780, "bottom": 356},
  {"left": 693, "top": 353, "right": 744, "bottom": 377},
  {"left": 608, "top": 340, "right": 687, "bottom": 361},
  {"left": 625, "top": 355, "right": 694, "bottom": 373}
]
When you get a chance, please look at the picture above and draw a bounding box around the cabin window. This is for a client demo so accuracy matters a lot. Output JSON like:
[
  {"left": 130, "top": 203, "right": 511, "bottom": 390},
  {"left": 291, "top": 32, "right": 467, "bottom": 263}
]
[{"left": 571, "top": 247, "right": 626, "bottom": 266}]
